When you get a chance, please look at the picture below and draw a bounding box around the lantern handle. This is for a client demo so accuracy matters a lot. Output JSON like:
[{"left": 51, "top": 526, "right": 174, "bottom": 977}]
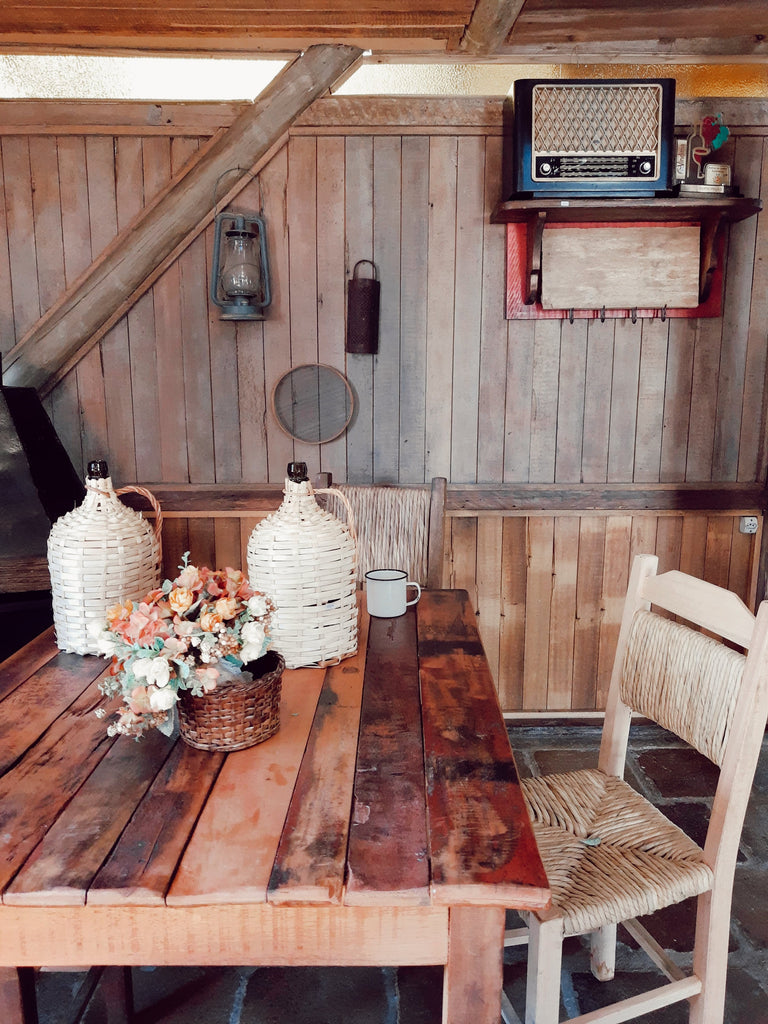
[{"left": 352, "top": 259, "right": 378, "bottom": 281}]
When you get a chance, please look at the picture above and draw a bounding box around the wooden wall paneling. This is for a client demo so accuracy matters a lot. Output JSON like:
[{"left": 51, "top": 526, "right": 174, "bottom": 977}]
[
  {"left": 316, "top": 135, "right": 348, "bottom": 484},
  {"left": 48, "top": 374, "right": 83, "bottom": 476},
  {"left": 398, "top": 134, "right": 430, "bottom": 485},
  {"left": 596, "top": 514, "right": 632, "bottom": 708},
  {"left": 161, "top": 518, "right": 190, "bottom": 580},
  {"left": 475, "top": 515, "right": 504, "bottom": 681},
  {"left": 450, "top": 135, "right": 484, "bottom": 484},
  {"left": 234, "top": 173, "right": 269, "bottom": 484},
  {"left": 634, "top": 318, "right": 669, "bottom": 482},
  {"left": 2, "top": 137, "right": 40, "bottom": 341},
  {"left": 174, "top": 136, "right": 215, "bottom": 485},
  {"left": 28, "top": 136, "right": 65, "bottom": 313},
  {"left": 187, "top": 517, "right": 216, "bottom": 570},
  {"left": 739, "top": 136, "right": 768, "bottom": 483},
  {"left": 0, "top": 145, "right": 14, "bottom": 352},
  {"left": 713, "top": 135, "right": 764, "bottom": 481},
  {"left": 260, "top": 145, "right": 294, "bottom": 484},
  {"left": 144, "top": 136, "right": 188, "bottom": 481},
  {"left": 654, "top": 514, "right": 684, "bottom": 575},
  {"left": 607, "top": 319, "right": 641, "bottom": 481},
  {"left": 555, "top": 318, "right": 587, "bottom": 483},
  {"left": 214, "top": 518, "right": 242, "bottom": 572},
  {"left": 547, "top": 516, "right": 579, "bottom": 709},
  {"left": 522, "top": 516, "right": 553, "bottom": 709},
  {"left": 286, "top": 135, "right": 320, "bottom": 472},
  {"left": 629, "top": 514, "right": 658, "bottom": 567},
  {"left": 117, "top": 138, "right": 161, "bottom": 482},
  {"left": 502, "top": 321, "right": 535, "bottom": 482},
  {"left": 679, "top": 514, "right": 709, "bottom": 580},
  {"left": 571, "top": 516, "right": 606, "bottom": 709},
  {"left": 424, "top": 136, "right": 457, "bottom": 482},
  {"left": 447, "top": 516, "right": 478, "bottom": 606},
  {"left": 372, "top": 134, "right": 403, "bottom": 483},
  {"left": 87, "top": 136, "right": 135, "bottom": 484},
  {"left": 528, "top": 320, "right": 560, "bottom": 482},
  {"left": 498, "top": 516, "right": 527, "bottom": 710},
  {"left": 345, "top": 135, "right": 374, "bottom": 484},
  {"left": 686, "top": 317, "right": 721, "bottom": 480},
  {"left": 660, "top": 317, "right": 695, "bottom": 482},
  {"left": 580, "top": 319, "right": 614, "bottom": 483},
  {"left": 476, "top": 135, "right": 508, "bottom": 484},
  {"left": 703, "top": 515, "right": 735, "bottom": 589}
]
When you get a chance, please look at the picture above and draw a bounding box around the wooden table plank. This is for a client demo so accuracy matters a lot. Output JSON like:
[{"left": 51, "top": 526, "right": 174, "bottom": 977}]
[
  {"left": 5, "top": 727, "right": 175, "bottom": 906},
  {"left": 345, "top": 610, "right": 430, "bottom": 906},
  {"left": 417, "top": 590, "right": 550, "bottom": 909},
  {"left": 0, "top": 652, "right": 107, "bottom": 774},
  {"left": 88, "top": 740, "right": 225, "bottom": 906},
  {"left": 0, "top": 626, "right": 58, "bottom": 701},
  {"left": 268, "top": 613, "right": 369, "bottom": 906},
  {"left": 166, "top": 668, "right": 327, "bottom": 906},
  {"left": 0, "top": 675, "right": 114, "bottom": 895}
]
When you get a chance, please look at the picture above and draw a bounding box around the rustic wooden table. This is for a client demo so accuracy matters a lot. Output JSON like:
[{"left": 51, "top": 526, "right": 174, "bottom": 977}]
[{"left": 0, "top": 589, "right": 549, "bottom": 1024}]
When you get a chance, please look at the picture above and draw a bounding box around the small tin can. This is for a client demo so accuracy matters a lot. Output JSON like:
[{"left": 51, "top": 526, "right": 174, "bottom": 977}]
[{"left": 704, "top": 163, "right": 731, "bottom": 186}]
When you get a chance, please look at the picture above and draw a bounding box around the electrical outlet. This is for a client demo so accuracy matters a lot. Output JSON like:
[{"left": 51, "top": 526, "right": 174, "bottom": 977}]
[{"left": 739, "top": 516, "right": 759, "bottom": 535}]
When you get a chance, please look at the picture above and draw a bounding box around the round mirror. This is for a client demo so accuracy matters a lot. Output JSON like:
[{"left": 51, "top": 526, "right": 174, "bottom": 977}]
[{"left": 271, "top": 364, "right": 355, "bottom": 444}]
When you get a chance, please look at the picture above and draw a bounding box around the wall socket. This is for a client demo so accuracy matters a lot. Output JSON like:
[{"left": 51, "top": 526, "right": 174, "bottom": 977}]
[{"left": 739, "top": 516, "right": 759, "bottom": 535}]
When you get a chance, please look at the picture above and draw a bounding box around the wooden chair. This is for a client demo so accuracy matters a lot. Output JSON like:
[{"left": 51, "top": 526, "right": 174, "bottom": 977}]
[
  {"left": 317, "top": 476, "right": 447, "bottom": 589},
  {"left": 503, "top": 553, "right": 768, "bottom": 1024}
]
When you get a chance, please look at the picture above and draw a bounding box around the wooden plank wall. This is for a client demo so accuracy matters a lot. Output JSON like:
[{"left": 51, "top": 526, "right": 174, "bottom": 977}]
[{"left": 1, "top": 96, "right": 767, "bottom": 711}]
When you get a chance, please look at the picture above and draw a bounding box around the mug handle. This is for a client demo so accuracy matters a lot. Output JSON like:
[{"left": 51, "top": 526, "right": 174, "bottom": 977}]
[{"left": 406, "top": 581, "right": 422, "bottom": 606}]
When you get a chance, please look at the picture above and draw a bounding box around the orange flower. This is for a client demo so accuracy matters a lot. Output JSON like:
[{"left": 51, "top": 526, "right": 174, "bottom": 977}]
[
  {"left": 214, "top": 596, "right": 238, "bottom": 620},
  {"left": 168, "top": 587, "right": 194, "bottom": 615},
  {"left": 199, "top": 609, "right": 223, "bottom": 632}
]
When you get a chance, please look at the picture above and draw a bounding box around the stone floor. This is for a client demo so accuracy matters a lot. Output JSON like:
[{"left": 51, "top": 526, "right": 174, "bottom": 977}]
[{"left": 33, "top": 722, "right": 768, "bottom": 1024}]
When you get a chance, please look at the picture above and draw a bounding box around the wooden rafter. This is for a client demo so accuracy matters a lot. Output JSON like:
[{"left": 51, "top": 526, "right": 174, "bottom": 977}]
[
  {"left": 1, "top": 44, "right": 363, "bottom": 394},
  {"left": 460, "top": 0, "right": 526, "bottom": 55}
]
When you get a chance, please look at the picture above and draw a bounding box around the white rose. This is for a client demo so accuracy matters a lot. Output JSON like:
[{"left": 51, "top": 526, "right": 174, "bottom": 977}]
[
  {"left": 90, "top": 626, "right": 118, "bottom": 657},
  {"left": 241, "top": 621, "right": 266, "bottom": 646},
  {"left": 247, "top": 594, "right": 268, "bottom": 617},
  {"left": 133, "top": 658, "right": 171, "bottom": 687},
  {"left": 149, "top": 685, "right": 177, "bottom": 712}
]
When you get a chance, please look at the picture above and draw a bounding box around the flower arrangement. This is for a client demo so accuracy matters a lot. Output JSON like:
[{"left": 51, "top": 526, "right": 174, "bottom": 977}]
[{"left": 92, "top": 554, "right": 274, "bottom": 738}]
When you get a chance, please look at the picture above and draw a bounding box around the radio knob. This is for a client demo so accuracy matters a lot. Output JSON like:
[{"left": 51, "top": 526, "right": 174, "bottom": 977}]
[
  {"left": 539, "top": 162, "right": 553, "bottom": 175},
  {"left": 639, "top": 160, "right": 653, "bottom": 175}
]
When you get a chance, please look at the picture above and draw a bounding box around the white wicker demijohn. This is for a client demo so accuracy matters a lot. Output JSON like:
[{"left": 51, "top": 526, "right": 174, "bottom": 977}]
[
  {"left": 246, "top": 462, "right": 357, "bottom": 669},
  {"left": 47, "top": 459, "right": 162, "bottom": 655}
]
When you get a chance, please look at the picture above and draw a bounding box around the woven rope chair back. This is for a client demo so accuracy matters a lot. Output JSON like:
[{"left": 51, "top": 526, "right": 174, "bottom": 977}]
[
  {"left": 620, "top": 609, "right": 745, "bottom": 768},
  {"left": 323, "top": 484, "right": 432, "bottom": 586}
]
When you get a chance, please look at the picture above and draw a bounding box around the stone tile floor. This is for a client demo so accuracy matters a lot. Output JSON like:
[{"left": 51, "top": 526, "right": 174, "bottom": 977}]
[{"left": 34, "top": 723, "right": 767, "bottom": 1023}]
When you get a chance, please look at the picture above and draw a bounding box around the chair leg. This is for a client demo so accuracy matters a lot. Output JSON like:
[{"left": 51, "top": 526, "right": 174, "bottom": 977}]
[
  {"left": 590, "top": 923, "right": 617, "bottom": 981},
  {"left": 525, "top": 913, "right": 563, "bottom": 1024},
  {"left": 688, "top": 889, "right": 731, "bottom": 1024}
]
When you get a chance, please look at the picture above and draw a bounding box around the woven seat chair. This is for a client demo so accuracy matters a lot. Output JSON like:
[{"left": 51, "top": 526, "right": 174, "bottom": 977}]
[
  {"left": 318, "top": 476, "right": 446, "bottom": 589},
  {"left": 503, "top": 553, "right": 768, "bottom": 1024}
]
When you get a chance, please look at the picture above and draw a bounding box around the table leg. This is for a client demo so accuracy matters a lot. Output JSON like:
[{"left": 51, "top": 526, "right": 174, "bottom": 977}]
[
  {"left": 0, "top": 967, "right": 34, "bottom": 1024},
  {"left": 442, "top": 905, "right": 506, "bottom": 1024}
]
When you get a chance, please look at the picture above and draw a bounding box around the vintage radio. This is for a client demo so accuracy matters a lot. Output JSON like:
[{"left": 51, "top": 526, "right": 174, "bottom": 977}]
[{"left": 512, "top": 78, "right": 676, "bottom": 198}]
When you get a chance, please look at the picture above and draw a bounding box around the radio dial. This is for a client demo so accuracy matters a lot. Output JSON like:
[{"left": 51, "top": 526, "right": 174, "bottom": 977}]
[
  {"left": 639, "top": 160, "right": 653, "bottom": 175},
  {"left": 539, "top": 162, "right": 553, "bottom": 175}
]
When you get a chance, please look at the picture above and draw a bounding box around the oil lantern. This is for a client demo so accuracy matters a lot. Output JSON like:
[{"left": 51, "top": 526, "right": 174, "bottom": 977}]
[{"left": 210, "top": 211, "right": 271, "bottom": 320}]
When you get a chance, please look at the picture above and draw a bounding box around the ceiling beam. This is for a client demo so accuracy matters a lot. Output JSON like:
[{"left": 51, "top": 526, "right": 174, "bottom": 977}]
[
  {"left": 459, "top": 0, "right": 526, "bottom": 56},
  {"left": 1, "top": 43, "right": 363, "bottom": 393}
]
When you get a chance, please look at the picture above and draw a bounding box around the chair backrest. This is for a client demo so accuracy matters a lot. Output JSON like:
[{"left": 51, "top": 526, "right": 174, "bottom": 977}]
[
  {"left": 320, "top": 477, "right": 446, "bottom": 588},
  {"left": 599, "top": 553, "right": 768, "bottom": 880}
]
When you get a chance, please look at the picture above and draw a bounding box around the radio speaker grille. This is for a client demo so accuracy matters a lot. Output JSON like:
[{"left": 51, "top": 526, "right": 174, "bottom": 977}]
[{"left": 533, "top": 84, "right": 662, "bottom": 155}]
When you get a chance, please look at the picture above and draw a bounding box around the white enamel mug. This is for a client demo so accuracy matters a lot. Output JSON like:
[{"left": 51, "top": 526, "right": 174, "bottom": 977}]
[{"left": 365, "top": 569, "right": 421, "bottom": 618}]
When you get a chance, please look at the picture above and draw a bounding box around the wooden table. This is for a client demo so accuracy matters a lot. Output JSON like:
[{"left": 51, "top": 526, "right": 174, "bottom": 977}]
[{"left": 0, "top": 589, "right": 549, "bottom": 1024}]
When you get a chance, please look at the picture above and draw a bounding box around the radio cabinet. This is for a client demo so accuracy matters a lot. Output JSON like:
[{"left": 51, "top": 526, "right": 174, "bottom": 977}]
[{"left": 491, "top": 195, "right": 762, "bottom": 320}]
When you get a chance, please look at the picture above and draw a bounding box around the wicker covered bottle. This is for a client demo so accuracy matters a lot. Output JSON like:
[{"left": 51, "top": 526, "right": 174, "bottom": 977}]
[
  {"left": 47, "top": 459, "right": 162, "bottom": 655},
  {"left": 246, "top": 462, "right": 357, "bottom": 669}
]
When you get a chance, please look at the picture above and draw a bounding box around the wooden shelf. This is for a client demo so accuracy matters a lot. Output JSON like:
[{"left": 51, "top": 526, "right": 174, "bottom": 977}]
[{"left": 492, "top": 195, "right": 762, "bottom": 307}]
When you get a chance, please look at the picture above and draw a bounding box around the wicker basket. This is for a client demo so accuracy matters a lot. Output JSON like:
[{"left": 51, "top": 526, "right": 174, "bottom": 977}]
[
  {"left": 177, "top": 651, "right": 285, "bottom": 751},
  {"left": 246, "top": 467, "right": 357, "bottom": 669},
  {"left": 47, "top": 461, "right": 162, "bottom": 655}
]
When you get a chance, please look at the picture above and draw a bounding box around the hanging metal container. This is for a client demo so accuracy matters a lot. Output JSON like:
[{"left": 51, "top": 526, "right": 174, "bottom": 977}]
[
  {"left": 246, "top": 462, "right": 357, "bottom": 669},
  {"left": 346, "top": 259, "right": 380, "bottom": 354},
  {"left": 47, "top": 459, "right": 163, "bottom": 655}
]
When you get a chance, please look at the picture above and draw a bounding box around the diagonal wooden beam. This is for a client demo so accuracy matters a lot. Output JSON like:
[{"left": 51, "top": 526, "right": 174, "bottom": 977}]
[
  {"left": 459, "top": 0, "right": 527, "bottom": 56},
  {"left": 2, "top": 44, "right": 363, "bottom": 393}
]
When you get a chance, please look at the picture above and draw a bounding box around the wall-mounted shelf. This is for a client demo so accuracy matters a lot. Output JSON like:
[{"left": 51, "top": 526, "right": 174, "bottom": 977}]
[{"left": 492, "top": 195, "right": 762, "bottom": 308}]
